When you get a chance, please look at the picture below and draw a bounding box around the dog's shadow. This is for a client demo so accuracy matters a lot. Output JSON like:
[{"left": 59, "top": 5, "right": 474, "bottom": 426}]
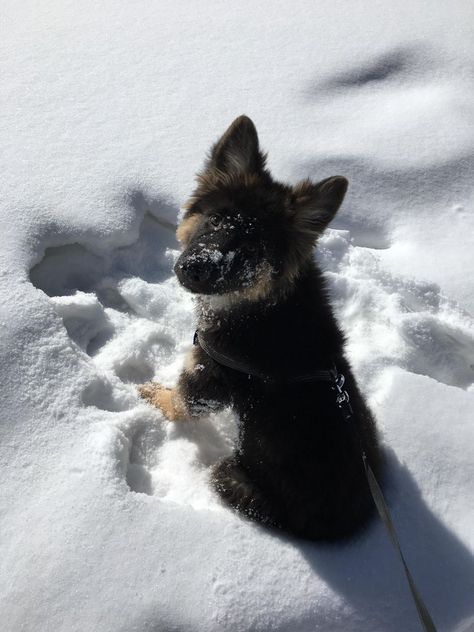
[{"left": 285, "top": 447, "right": 474, "bottom": 632}]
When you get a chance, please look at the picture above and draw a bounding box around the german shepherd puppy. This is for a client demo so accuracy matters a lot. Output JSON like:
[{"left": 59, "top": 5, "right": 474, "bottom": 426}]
[{"left": 139, "top": 115, "right": 380, "bottom": 540}]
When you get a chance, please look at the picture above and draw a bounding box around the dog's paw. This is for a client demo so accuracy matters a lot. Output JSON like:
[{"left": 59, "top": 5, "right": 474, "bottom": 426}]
[
  {"left": 138, "top": 381, "right": 162, "bottom": 404},
  {"left": 138, "top": 383, "right": 189, "bottom": 421}
]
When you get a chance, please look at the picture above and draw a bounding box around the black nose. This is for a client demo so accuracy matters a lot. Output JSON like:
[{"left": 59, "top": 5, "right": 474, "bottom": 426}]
[{"left": 178, "top": 259, "right": 211, "bottom": 284}]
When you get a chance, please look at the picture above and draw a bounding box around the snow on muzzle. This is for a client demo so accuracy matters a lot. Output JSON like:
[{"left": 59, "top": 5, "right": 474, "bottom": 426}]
[{"left": 174, "top": 243, "right": 259, "bottom": 295}]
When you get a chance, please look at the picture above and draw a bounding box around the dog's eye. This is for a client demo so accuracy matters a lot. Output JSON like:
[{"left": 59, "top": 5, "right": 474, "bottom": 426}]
[{"left": 209, "top": 214, "right": 222, "bottom": 228}]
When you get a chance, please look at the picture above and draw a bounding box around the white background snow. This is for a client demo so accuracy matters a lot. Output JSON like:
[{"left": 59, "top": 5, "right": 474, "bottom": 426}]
[{"left": 1, "top": 1, "right": 474, "bottom": 630}]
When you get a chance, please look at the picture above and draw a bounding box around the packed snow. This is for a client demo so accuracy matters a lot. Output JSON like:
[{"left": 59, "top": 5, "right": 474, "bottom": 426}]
[{"left": 1, "top": 1, "right": 474, "bottom": 631}]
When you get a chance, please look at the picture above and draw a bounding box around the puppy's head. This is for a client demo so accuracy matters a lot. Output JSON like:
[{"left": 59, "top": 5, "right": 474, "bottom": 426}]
[{"left": 175, "top": 115, "right": 348, "bottom": 301}]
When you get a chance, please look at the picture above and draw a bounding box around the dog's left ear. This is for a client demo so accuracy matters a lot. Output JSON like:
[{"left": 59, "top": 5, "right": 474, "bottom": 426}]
[
  {"left": 208, "top": 115, "right": 266, "bottom": 178},
  {"left": 290, "top": 176, "right": 348, "bottom": 235}
]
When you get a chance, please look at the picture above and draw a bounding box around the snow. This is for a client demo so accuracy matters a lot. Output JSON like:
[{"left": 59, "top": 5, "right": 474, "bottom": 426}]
[{"left": 1, "top": 1, "right": 474, "bottom": 631}]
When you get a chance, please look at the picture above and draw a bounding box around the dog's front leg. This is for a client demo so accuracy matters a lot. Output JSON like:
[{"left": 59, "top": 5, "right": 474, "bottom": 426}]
[
  {"left": 138, "top": 383, "right": 189, "bottom": 421},
  {"left": 138, "top": 346, "right": 230, "bottom": 421}
]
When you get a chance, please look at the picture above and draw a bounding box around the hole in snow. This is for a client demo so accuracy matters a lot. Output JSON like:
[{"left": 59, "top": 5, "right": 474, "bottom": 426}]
[
  {"left": 30, "top": 244, "right": 105, "bottom": 297},
  {"left": 82, "top": 378, "right": 133, "bottom": 412},
  {"left": 122, "top": 422, "right": 165, "bottom": 496},
  {"left": 116, "top": 359, "right": 155, "bottom": 384},
  {"left": 28, "top": 195, "right": 180, "bottom": 385},
  {"left": 96, "top": 285, "right": 135, "bottom": 314}
]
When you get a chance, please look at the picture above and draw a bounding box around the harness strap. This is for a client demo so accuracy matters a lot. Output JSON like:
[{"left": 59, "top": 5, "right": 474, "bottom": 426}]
[
  {"left": 194, "top": 328, "right": 437, "bottom": 631},
  {"left": 194, "top": 329, "right": 336, "bottom": 383}
]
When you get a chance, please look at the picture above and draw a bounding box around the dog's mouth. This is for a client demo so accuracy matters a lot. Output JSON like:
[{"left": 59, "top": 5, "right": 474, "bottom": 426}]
[{"left": 174, "top": 245, "right": 265, "bottom": 296}]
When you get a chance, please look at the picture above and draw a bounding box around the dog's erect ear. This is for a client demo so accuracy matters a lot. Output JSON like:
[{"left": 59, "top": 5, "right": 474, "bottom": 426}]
[
  {"left": 291, "top": 176, "right": 348, "bottom": 235},
  {"left": 208, "top": 115, "right": 266, "bottom": 178}
]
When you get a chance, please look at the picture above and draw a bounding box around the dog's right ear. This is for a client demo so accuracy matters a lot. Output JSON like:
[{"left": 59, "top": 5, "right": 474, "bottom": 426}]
[
  {"left": 207, "top": 115, "right": 266, "bottom": 178},
  {"left": 290, "top": 176, "right": 348, "bottom": 236}
]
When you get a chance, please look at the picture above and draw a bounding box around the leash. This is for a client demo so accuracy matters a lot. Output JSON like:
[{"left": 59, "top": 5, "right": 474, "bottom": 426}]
[
  {"left": 194, "top": 329, "right": 438, "bottom": 632},
  {"left": 362, "top": 456, "right": 437, "bottom": 631}
]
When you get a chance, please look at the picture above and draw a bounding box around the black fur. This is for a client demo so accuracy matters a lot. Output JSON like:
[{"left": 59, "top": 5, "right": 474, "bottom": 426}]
[{"left": 174, "top": 116, "right": 381, "bottom": 540}]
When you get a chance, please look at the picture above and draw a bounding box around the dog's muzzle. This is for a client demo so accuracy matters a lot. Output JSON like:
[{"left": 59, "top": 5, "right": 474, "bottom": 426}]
[
  {"left": 174, "top": 246, "right": 232, "bottom": 294},
  {"left": 174, "top": 243, "right": 259, "bottom": 295},
  {"left": 175, "top": 254, "right": 211, "bottom": 287}
]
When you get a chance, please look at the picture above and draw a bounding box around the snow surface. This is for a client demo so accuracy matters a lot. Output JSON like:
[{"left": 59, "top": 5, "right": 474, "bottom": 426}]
[{"left": 1, "top": 1, "right": 474, "bottom": 631}]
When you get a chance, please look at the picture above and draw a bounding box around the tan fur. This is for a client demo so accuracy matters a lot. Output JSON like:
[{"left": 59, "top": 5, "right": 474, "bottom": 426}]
[
  {"left": 239, "top": 261, "right": 275, "bottom": 302},
  {"left": 202, "top": 261, "right": 276, "bottom": 312},
  {"left": 138, "top": 383, "right": 189, "bottom": 421},
  {"left": 176, "top": 213, "right": 202, "bottom": 247}
]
